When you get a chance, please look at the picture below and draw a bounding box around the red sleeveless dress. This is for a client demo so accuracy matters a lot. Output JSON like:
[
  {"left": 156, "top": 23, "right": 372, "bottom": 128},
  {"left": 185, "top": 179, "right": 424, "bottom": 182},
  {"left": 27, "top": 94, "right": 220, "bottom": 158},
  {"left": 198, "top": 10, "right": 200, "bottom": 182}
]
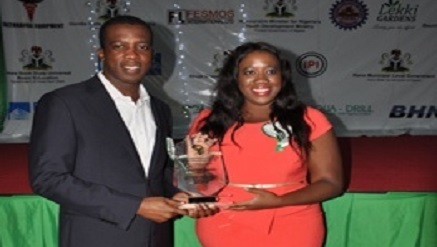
[{"left": 189, "top": 107, "right": 332, "bottom": 247}]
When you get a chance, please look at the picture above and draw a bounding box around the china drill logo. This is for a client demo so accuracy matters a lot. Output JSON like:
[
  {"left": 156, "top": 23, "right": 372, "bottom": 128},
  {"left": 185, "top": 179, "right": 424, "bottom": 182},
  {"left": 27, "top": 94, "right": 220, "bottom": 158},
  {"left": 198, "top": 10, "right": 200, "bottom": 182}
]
[
  {"left": 20, "top": 46, "right": 54, "bottom": 70},
  {"left": 379, "top": 49, "right": 412, "bottom": 72},
  {"left": 296, "top": 52, "right": 327, "bottom": 78},
  {"left": 329, "top": 0, "right": 368, "bottom": 30},
  {"left": 263, "top": 0, "right": 297, "bottom": 18},
  {"left": 18, "top": 0, "right": 44, "bottom": 21},
  {"left": 168, "top": 9, "right": 234, "bottom": 25}
]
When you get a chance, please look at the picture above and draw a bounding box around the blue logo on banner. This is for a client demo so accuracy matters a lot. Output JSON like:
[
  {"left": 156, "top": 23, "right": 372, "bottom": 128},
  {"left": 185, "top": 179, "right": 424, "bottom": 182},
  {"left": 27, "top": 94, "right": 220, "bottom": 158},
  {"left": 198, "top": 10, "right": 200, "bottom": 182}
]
[{"left": 8, "top": 102, "right": 31, "bottom": 120}]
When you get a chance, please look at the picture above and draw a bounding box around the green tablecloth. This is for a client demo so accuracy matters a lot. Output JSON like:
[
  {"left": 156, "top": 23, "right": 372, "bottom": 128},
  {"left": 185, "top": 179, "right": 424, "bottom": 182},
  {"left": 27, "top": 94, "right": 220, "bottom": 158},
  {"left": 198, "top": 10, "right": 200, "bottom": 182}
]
[
  {"left": 1, "top": 193, "right": 436, "bottom": 247},
  {"left": 0, "top": 195, "right": 58, "bottom": 246}
]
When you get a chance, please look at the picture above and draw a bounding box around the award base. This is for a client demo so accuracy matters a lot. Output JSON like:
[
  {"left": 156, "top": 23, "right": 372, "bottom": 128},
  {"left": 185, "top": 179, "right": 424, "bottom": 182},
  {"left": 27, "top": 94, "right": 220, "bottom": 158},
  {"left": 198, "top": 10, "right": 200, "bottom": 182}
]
[
  {"left": 178, "top": 196, "right": 219, "bottom": 209},
  {"left": 188, "top": 196, "right": 217, "bottom": 203}
]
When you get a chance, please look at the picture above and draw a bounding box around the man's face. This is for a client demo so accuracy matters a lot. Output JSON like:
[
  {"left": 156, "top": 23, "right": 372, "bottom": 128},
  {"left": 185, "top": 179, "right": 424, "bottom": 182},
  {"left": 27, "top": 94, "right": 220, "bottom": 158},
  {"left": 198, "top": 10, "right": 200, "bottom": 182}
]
[{"left": 97, "top": 23, "right": 152, "bottom": 88}]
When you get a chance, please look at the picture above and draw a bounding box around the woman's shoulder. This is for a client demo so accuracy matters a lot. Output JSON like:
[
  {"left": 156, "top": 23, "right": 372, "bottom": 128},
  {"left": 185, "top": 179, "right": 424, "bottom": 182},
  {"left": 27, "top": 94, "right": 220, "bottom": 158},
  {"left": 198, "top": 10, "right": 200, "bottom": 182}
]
[
  {"left": 304, "top": 105, "right": 328, "bottom": 121},
  {"left": 303, "top": 106, "right": 332, "bottom": 140},
  {"left": 188, "top": 108, "right": 211, "bottom": 134},
  {"left": 197, "top": 108, "right": 212, "bottom": 117}
]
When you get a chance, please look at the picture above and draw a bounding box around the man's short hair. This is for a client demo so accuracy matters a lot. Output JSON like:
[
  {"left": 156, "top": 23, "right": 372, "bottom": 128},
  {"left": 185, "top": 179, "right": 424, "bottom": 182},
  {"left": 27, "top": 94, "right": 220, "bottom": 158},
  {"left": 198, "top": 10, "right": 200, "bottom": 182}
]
[{"left": 99, "top": 15, "right": 152, "bottom": 49}]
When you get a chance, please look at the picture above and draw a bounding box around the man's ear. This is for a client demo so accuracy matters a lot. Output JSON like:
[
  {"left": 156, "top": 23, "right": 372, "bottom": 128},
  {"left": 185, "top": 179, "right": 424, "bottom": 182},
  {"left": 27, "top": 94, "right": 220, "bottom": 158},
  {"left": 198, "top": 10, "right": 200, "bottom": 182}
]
[{"left": 97, "top": 49, "right": 104, "bottom": 61}]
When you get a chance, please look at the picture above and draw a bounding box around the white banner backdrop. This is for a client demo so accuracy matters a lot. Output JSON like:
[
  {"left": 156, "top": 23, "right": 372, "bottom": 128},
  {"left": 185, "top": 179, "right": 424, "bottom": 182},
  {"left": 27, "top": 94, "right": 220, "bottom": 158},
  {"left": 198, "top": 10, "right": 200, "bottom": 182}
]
[{"left": 0, "top": 0, "right": 436, "bottom": 142}]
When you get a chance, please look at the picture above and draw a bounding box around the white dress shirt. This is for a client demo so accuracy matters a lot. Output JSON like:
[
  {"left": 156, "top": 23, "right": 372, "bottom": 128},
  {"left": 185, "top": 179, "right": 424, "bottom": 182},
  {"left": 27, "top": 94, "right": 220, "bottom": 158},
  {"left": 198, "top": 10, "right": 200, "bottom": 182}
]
[{"left": 98, "top": 72, "right": 156, "bottom": 176}]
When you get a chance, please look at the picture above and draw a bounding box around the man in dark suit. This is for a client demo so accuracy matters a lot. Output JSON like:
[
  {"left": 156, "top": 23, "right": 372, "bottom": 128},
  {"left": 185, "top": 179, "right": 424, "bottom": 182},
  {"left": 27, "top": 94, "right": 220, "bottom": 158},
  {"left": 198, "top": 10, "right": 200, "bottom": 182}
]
[{"left": 29, "top": 15, "right": 212, "bottom": 247}]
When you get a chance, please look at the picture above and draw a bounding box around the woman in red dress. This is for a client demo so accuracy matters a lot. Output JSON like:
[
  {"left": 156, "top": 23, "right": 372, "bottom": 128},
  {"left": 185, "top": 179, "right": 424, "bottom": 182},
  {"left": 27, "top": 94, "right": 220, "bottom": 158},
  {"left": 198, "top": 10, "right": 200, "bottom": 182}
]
[{"left": 188, "top": 42, "right": 344, "bottom": 247}]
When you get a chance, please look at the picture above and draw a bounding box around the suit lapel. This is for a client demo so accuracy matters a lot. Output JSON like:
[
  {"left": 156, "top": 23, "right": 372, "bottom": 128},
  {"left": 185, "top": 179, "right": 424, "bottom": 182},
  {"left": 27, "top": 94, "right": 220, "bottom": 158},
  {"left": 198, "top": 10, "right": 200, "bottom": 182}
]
[
  {"left": 86, "top": 77, "right": 143, "bottom": 173},
  {"left": 148, "top": 97, "right": 165, "bottom": 177}
]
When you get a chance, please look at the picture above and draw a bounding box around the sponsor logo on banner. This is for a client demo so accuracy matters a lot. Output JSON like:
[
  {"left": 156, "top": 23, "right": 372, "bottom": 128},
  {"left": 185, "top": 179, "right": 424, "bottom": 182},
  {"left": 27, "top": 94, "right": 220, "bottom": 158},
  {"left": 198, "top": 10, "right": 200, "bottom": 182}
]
[
  {"left": 3, "top": 1, "right": 63, "bottom": 29},
  {"left": 20, "top": 46, "right": 54, "bottom": 70},
  {"left": 380, "top": 49, "right": 411, "bottom": 72},
  {"left": 329, "top": 0, "right": 368, "bottom": 30},
  {"left": 68, "top": 0, "right": 131, "bottom": 27},
  {"left": 264, "top": 0, "right": 296, "bottom": 18},
  {"left": 296, "top": 52, "right": 327, "bottom": 78},
  {"left": 168, "top": 9, "right": 234, "bottom": 25},
  {"left": 389, "top": 105, "right": 437, "bottom": 118},
  {"left": 93, "top": 0, "right": 131, "bottom": 22},
  {"left": 373, "top": 0, "right": 419, "bottom": 31},
  {"left": 377, "top": 0, "right": 418, "bottom": 22},
  {"left": 7, "top": 102, "right": 31, "bottom": 120},
  {"left": 317, "top": 104, "right": 374, "bottom": 116},
  {"left": 239, "top": 1, "right": 321, "bottom": 33},
  {"left": 6, "top": 46, "right": 71, "bottom": 84},
  {"left": 18, "top": 0, "right": 44, "bottom": 21},
  {"left": 352, "top": 49, "right": 436, "bottom": 82}
]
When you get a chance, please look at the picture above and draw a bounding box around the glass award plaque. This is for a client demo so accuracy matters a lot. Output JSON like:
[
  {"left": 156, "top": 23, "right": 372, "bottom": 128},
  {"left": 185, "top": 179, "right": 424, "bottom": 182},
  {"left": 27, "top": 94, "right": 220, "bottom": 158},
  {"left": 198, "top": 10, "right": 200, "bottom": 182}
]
[{"left": 167, "top": 137, "right": 228, "bottom": 209}]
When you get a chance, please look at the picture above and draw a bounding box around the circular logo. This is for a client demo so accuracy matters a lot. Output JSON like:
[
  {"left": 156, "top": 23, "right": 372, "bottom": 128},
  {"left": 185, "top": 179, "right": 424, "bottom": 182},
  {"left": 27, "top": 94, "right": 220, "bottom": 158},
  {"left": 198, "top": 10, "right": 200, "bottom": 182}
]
[
  {"left": 296, "top": 52, "right": 327, "bottom": 78},
  {"left": 330, "top": 0, "right": 368, "bottom": 30}
]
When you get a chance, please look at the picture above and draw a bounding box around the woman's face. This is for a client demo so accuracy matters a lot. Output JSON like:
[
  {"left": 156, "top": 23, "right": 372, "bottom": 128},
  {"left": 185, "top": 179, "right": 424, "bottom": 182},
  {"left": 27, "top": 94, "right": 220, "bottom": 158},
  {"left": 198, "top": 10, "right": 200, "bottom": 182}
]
[{"left": 237, "top": 50, "right": 282, "bottom": 110}]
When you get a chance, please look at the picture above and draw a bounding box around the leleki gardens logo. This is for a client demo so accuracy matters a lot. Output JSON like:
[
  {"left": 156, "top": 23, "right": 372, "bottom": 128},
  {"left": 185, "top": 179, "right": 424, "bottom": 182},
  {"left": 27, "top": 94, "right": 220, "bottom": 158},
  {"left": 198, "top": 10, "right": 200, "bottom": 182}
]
[{"left": 377, "top": 0, "right": 419, "bottom": 22}]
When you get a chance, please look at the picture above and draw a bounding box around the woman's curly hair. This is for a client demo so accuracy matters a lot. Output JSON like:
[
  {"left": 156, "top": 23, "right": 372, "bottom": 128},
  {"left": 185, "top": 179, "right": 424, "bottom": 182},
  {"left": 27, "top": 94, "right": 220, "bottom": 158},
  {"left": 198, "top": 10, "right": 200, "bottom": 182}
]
[{"left": 199, "top": 41, "right": 312, "bottom": 155}]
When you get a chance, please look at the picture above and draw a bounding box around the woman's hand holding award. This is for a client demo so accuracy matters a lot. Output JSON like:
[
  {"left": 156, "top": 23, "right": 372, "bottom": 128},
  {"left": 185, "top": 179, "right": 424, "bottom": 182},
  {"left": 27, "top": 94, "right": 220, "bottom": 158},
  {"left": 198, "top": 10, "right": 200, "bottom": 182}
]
[{"left": 167, "top": 134, "right": 228, "bottom": 209}]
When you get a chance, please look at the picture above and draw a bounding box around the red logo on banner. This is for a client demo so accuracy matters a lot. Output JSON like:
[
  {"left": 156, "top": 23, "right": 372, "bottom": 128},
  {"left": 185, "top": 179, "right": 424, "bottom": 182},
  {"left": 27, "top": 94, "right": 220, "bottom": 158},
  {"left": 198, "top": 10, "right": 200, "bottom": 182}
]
[
  {"left": 18, "top": 0, "right": 44, "bottom": 21},
  {"left": 296, "top": 52, "right": 327, "bottom": 78}
]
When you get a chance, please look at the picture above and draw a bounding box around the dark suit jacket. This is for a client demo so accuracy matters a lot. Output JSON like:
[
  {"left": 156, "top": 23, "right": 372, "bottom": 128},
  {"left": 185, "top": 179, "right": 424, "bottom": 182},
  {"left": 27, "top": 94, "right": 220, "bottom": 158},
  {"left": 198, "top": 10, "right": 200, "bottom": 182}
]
[{"left": 29, "top": 76, "right": 178, "bottom": 247}]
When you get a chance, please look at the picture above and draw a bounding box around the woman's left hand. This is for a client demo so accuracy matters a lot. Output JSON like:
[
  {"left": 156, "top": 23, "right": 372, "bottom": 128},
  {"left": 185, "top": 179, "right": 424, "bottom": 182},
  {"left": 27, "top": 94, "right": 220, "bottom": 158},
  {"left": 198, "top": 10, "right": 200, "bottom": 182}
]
[{"left": 227, "top": 188, "right": 283, "bottom": 210}]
